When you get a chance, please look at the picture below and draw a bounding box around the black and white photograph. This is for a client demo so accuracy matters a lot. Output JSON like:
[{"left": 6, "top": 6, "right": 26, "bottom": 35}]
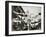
[
  {"left": 12, "top": 6, "right": 41, "bottom": 31},
  {"left": 5, "top": 1, "right": 45, "bottom": 36}
]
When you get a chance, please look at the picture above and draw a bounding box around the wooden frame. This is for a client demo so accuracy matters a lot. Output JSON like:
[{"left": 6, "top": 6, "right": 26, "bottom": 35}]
[{"left": 5, "top": 1, "right": 45, "bottom": 36}]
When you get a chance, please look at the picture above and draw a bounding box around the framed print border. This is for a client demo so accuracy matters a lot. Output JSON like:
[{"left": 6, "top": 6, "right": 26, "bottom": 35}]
[{"left": 5, "top": 1, "right": 45, "bottom": 36}]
